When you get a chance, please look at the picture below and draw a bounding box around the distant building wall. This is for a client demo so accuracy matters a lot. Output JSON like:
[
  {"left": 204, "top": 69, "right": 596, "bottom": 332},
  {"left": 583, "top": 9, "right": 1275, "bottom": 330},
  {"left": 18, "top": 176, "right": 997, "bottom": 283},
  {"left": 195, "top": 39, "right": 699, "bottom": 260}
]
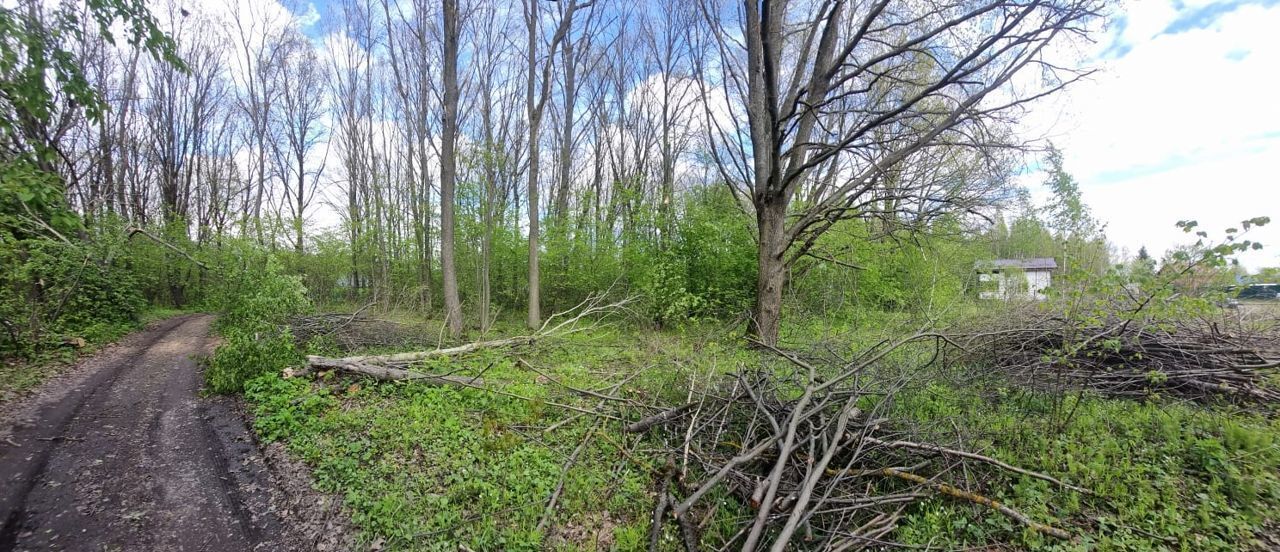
[
  {"left": 979, "top": 269, "right": 1052, "bottom": 300},
  {"left": 1026, "top": 269, "right": 1051, "bottom": 300}
]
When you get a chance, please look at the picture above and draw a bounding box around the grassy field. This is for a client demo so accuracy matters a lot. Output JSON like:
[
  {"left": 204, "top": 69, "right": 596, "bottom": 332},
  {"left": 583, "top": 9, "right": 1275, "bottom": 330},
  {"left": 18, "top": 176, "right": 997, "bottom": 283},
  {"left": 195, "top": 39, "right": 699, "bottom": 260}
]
[{"left": 241, "top": 314, "right": 1280, "bottom": 551}]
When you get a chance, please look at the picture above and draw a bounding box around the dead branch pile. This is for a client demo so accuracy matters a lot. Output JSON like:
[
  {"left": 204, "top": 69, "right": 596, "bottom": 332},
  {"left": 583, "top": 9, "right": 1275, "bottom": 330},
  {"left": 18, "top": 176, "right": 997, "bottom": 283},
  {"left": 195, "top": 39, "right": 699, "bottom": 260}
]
[
  {"left": 287, "top": 305, "right": 431, "bottom": 351},
  {"left": 633, "top": 336, "right": 1085, "bottom": 551},
  {"left": 951, "top": 309, "right": 1280, "bottom": 405}
]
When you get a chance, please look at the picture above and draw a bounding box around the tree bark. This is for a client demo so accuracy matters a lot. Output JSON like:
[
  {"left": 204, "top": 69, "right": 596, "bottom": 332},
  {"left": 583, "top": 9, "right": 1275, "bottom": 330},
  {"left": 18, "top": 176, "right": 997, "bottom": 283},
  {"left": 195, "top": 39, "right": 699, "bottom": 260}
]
[
  {"left": 554, "top": 34, "right": 576, "bottom": 225},
  {"left": 525, "top": 0, "right": 543, "bottom": 329},
  {"left": 523, "top": 0, "right": 581, "bottom": 329},
  {"left": 751, "top": 198, "right": 787, "bottom": 346},
  {"left": 440, "top": 0, "right": 463, "bottom": 337},
  {"left": 293, "top": 360, "right": 483, "bottom": 388}
]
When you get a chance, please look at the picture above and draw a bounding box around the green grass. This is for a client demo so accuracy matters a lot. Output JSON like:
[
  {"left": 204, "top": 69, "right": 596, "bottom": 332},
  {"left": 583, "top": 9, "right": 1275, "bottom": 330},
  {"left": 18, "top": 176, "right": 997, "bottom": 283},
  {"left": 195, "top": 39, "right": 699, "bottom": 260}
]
[
  {"left": 244, "top": 331, "right": 687, "bottom": 551},
  {"left": 238, "top": 318, "right": 1280, "bottom": 551},
  {"left": 891, "top": 383, "right": 1280, "bottom": 550}
]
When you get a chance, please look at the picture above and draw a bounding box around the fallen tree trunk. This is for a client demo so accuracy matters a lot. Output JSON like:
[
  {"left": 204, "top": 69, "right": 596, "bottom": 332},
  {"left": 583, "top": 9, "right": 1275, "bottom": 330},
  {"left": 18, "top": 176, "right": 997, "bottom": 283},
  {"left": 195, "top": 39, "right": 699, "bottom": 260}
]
[
  {"left": 287, "top": 360, "right": 484, "bottom": 387},
  {"left": 294, "top": 295, "right": 633, "bottom": 383},
  {"left": 305, "top": 335, "right": 536, "bottom": 369}
]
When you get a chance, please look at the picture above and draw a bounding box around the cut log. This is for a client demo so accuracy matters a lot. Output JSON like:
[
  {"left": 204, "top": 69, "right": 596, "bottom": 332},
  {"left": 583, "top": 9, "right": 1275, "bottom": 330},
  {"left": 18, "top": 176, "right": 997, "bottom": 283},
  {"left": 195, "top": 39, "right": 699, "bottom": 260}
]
[
  {"left": 625, "top": 402, "right": 696, "bottom": 433},
  {"left": 287, "top": 360, "right": 483, "bottom": 387}
]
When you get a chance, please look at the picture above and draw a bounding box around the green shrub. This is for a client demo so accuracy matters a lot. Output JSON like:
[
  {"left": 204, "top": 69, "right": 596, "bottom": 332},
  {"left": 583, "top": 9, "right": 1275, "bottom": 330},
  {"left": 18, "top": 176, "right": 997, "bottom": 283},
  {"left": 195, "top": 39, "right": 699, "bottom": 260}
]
[
  {"left": 639, "top": 186, "right": 756, "bottom": 324},
  {"left": 0, "top": 231, "right": 145, "bottom": 355},
  {"left": 213, "top": 255, "right": 311, "bottom": 335},
  {"left": 206, "top": 331, "right": 301, "bottom": 394},
  {"left": 205, "top": 254, "right": 312, "bottom": 393}
]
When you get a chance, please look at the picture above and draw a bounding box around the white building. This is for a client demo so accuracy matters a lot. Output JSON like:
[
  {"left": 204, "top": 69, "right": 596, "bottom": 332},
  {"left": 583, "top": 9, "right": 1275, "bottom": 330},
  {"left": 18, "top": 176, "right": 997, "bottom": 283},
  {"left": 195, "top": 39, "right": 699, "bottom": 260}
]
[{"left": 976, "top": 258, "right": 1057, "bottom": 300}]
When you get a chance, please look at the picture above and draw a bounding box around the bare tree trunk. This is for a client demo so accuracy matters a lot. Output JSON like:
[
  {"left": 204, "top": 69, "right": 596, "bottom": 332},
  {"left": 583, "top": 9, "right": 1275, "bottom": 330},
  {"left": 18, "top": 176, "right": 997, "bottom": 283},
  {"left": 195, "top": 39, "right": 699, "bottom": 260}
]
[
  {"left": 753, "top": 199, "right": 787, "bottom": 345},
  {"left": 522, "top": 0, "right": 581, "bottom": 329},
  {"left": 554, "top": 34, "right": 576, "bottom": 226},
  {"left": 295, "top": 153, "right": 305, "bottom": 253},
  {"left": 524, "top": 0, "right": 542, "bottom": 329},
  {"left": 440, "top": 0, "right": 463, "bottom": 337},
  {"left": 527, "top": 141, "right": 542, "bottom": 329}
]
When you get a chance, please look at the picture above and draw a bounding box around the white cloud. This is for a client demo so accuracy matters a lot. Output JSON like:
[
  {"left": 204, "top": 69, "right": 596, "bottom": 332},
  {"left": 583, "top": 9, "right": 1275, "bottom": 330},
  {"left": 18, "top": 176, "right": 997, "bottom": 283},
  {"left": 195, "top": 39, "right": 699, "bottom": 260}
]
[{"left": 1022, "top": 0, "right": 1280, "bottom": 270}]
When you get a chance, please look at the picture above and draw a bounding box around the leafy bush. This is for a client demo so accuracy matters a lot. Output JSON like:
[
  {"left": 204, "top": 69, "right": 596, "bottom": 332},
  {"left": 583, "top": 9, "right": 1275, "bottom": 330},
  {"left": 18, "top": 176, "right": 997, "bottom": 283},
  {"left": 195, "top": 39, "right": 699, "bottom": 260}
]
[
  {"left": 639, "top": 250, "right": 707, "bottom": 325},
  {"left": 790, "top": 217, "right": 983, "bottom": 319},
  {"left": 0, "top": 231, "right": 145, "bottom": 355},
  {"left": 206, "top": 332, "right": 301, "bottom": 394},
  {"left": 640, "top": 186, "right": 755, "bottom": 324},
  {"left": 213, "top": 255, "right": 311, "bottom": 334},
  {"left": 205, "top": 255, "right": 311, "bottom": 393}
]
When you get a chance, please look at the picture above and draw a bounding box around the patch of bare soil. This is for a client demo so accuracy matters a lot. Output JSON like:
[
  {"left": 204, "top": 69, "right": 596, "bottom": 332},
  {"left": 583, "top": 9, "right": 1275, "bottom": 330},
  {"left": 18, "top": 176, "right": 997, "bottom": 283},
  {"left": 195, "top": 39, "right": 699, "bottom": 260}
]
[{"left": 0, "top": 314, "right": 355, "bottom": 551}]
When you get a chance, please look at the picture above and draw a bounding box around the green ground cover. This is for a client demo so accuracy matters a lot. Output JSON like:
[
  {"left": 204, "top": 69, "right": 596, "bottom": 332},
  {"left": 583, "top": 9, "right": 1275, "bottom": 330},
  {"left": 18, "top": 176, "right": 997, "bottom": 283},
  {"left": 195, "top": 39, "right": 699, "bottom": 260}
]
[{"left": 237, "top": 319, "right": 1280, "bottom": 551}]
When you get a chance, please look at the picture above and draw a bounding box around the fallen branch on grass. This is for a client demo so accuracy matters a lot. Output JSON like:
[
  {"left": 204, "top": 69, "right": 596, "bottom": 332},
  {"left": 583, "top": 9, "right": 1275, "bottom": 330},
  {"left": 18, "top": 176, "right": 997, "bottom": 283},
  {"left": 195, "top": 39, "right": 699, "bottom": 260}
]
[
  {"left": 535, "top": 374, "right": 632, "bottom": 534},
  {"left": 878, "top": 467, "right": 1071, "bottom": 540},
  {"left": 295, "top": 295, "right": 633, "bottom": 379},
  {"left": 859, "top": 436, "right": 1092, "bottom": 495},
  {"left": 536, "top": 418, "right": 600, "bottom": 534}
]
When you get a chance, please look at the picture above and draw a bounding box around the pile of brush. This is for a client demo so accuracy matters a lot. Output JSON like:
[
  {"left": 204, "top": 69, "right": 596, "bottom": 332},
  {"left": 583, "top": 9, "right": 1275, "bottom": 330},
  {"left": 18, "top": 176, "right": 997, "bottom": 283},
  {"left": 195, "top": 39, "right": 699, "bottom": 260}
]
[
  {"left": 286, "top": 306, "right": 432, "bottom": 352},
  {"left": 950, "top": 306, "right": 1280, "bottom": 406},
  {"left": 629, "top": 335, "right": 1086, "bottom": 551}
]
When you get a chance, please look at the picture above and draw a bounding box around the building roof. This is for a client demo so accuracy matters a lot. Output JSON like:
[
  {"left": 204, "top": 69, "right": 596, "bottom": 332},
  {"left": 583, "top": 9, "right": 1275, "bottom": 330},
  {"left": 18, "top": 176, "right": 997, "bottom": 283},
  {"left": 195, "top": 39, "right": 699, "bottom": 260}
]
[{"left": 974, "top": 258, "right": 1058, "bottom": 271}]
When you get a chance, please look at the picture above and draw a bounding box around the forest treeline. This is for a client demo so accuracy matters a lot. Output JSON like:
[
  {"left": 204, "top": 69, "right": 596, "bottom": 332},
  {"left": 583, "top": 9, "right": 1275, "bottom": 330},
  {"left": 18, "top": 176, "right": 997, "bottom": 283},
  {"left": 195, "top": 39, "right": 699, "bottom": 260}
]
[{"left": 0, "top": 0, "right": 1171, "bottom": 356}]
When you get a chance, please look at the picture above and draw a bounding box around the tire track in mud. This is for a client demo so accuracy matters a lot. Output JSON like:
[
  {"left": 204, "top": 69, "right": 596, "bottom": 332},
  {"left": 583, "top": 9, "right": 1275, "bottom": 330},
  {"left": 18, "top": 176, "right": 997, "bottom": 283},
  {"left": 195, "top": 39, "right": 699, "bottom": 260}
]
[{"left": 0, "top": 315, "right": 296, "bottom": 551}]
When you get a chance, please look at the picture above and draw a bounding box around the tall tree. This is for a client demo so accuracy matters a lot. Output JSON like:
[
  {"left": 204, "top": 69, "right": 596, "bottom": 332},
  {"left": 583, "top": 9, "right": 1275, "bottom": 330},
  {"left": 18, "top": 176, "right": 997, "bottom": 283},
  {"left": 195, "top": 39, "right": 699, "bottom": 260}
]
[
  {"left": 329, "top": 0, "right": 378, "bottom": 295},
  {"left": 698, "top": 0, "right": 1100, "bottom": 345},
  {"left": 439, "top": 0, "right": 463, "bottom": 337},
  {"left": 227, "top": 1, "right": 287, "bottom": 244},
  {"left": 523, "top": 0, "right": 586, "bottom": 328},
  {"left": 644, "top": 4, "right": 696, "bottom": 246},
  {"left": 551, "top": 3, "right": 599, "bottom": 226},
  {"left": 382, "top": 0, "right": 436, "bottom": 310},
  {"left": 273, "top": 31, "right": 326, "bottom": 254},
  {"left": 471, "top": 2, "right": 521, "bottom": 332}
]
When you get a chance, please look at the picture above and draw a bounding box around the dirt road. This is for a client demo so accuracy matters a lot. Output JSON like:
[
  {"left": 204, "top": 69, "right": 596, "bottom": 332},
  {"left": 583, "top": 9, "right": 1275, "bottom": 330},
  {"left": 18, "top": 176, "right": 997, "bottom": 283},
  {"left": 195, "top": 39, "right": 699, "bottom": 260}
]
[{"left": 0, "top": 315, "right": 295, "bottom": 551}]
